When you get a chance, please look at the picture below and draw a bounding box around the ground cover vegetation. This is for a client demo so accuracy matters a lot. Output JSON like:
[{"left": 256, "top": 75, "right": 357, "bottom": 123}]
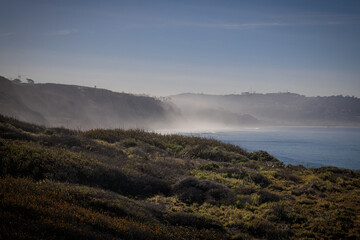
[{"left": 0, "top": 114, "right": 359, "bottom": 239}]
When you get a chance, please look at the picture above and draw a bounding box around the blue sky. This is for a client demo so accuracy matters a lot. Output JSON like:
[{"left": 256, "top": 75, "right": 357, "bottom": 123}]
[{"left": 1, "top": 0, "right": 360, "bottom": 96}]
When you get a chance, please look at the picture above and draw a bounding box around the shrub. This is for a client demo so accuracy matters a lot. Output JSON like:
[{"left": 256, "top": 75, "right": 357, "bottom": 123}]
[
  {"left": 231, "top": 232, "right": 253, "bottom": 240},
  {"left": 123, "top": 138, "right": 138, "bottom": 148},
  {"left": 0, "top": 140, "right": 170, "bottom": 197},
  {"left": 205, "top": 187, "right": 234, "bottom": 205},
  {"left": 237, "top": 187, "right": 256, "bottom": 195},
  {"left": 218, "top": 167, "right": 247, "bottom": 179},
  {"left": 243, "top": 161, "right": 259, "bottom": 169},
  {"left": 286, "top": 164, "right": 306, "bottom": 171},
  {"left": 250, "top": 150, "right": 279, "bottom": 162},
  {"left": 258, "top": 190, "right": 281, "bottom": 204},
  {"left": 266, "top": 202, "right": 296, "bottom": 223},
  {"left": 44, "top": 128, "right": 55, "bottom": 135},
  {"left": 166, "top": 212, "right": 224, "bottom": 231},
  {"left": 185, "top": 144, "right": 249, "bottom": 162},
  {"left": 274, "top": 170, "right": 301, "bottom": 183},
  {"left": 245, "top": 219, "right": 293, "bottom": 239},
  {"left": 38, "top": 134, "right": 83, "bottom": 147},
  {"left": 0, "top": 124, "right": 33, "bottom": 141},
  {"left": 0, "top": 115, "right": 44, "bottom": 133},
  {"left": 235, "top": 195, "right": 252, "bottom": 209},
  {"left": 177, "top": 186, "right": 205, "bottom": 204},
  {"left": 199, "top": 163, "right": 220, "bottom": 171},
  {"left": 172, "top": 176, "right": 234, "bottom": 205},
  {"left": 248, "top": 172, "right": 271, "bottom": 187}
]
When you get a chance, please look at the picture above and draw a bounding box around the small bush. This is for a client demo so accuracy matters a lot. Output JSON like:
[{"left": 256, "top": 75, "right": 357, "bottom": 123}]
[
  {"left": 250, "top": 150, "right": 279, "bottom": 162},
  {"left": 0, "top": 124, "right": 33, "bottom": 141},
  {"left": 237, "top": 187, "right": 256, "bottom": 195},
  {"left": 266, "top": 203, "right": 296, "bottom": 223},
  {"left": 218, "top": 167, "right": 247, "bottom": 179},
  {"left": 172, "top": 176, "right": 234, "bottom": 205},
  {"left": 123, "top": 138, "right": 138, "bottom": 148},
  {"left": 274, "top": 170, "right": 301, "bottom": 183},
  {"left": 243, "top": 161, "right": 259, "bottom": 169},
  {"left": 38, "top": 134, "right": 83, "bottom": 147},
  {"left": 166, "top": 212, "right": 224, "bottom": 231},
  {"left": 245, "top": 219, "right": 292, "bottom": 239},
  {"left": 248, "top": 172, "right": 271, "bottom": 187},
  {"left": 0, "top": 115, "right": 45, "bottom": 133},
  {"left": 44, "top": 129, "right": 55, "bottom": 135},
  {"left": 199, "top": 163, "right": 220, "bottom": 171},
  {"left": 205, "top": 187, "right": 234, "bottom": 205},
  {"left": 258, "top": 190, "right": 281, "bottom": 204}
]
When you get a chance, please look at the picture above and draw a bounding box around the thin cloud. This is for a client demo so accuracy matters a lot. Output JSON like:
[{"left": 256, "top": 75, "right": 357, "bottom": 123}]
[
  {"left": 182, "top": 19, "right": 350, "bottom": 30},
  {"left": 0, "top": 32, "right": 15, "bottom": 37},
  {"left": 123, "top": 11, "right": 359, "bottom": 30},
  {"left": 48, "top": 29, "right": 78, "bottom": 36},
  {"left": 190, "top": 22, "right": 290, "bottom": 29},
  {"left": 122, "top": 21, "right": 290, "bottom": 30},
  {"left": 123, "top": 19, "right": 349, "bottom": 30}
]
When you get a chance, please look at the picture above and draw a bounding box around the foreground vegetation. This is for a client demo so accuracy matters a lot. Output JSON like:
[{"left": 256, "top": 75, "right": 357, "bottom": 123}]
[{"left": 0, "top": 114, "right": 359, "bottom": 239}]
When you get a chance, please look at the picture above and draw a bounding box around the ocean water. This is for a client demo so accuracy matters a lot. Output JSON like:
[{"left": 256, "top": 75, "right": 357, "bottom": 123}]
[{"left": 185, "top": 127, "right": 360, "bottom": 170}]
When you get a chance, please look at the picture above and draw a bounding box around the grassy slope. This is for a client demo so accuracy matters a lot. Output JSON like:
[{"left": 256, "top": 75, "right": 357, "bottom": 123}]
[{"left": 0, "top": 114, "right": 359, "bottom": 240}]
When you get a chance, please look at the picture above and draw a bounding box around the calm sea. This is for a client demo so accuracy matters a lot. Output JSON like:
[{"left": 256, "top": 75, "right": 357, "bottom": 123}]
[{"left": 184, "top": 127, "right": 360, "bottom": 170}]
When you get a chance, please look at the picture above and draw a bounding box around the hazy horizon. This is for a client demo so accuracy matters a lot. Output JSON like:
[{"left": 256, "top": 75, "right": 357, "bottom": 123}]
[
  {"left": 4, "top": 75, "right": 360, "bottom": 99},
  {"left": 1, "top": 0, "right": 360, "bottom": 97}
]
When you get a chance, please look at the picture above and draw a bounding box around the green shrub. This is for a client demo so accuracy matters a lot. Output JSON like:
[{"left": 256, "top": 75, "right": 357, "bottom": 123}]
[
  {"left": 0, "top": 115, "right": 45, "bottom": 133},
  {"left": 199, "top": 163, "right": 220, "bottom": 171},
  {"left": 274, "top": 170, "right": 301, "bottom": 183},
  {"left": 250, "top": 150, "right": 279, "bottom": 162},
  {"left": 266, "top": 202, "right": 296, "bottom": 223},
  {"left": 123, "top": 138, "right": 138, "bottom": 147},
  {"left": 166, "top": 212, "right": 224, "bottom": 231},
  {"left": 172, "top": 176, "right": 234, "bottom": 205},
  {"left": 218, "top": 167, "right": 247, "bottom": 179},
  {"left": 248, "top": 172, "right": 271, "bottom": 187},
  {"left": 0, "top": 140, "right": 170, "bottom": 197},
  {"left": 245, "top": 219, "right": 293, "bottom": 239},
  {"left": 257, "top": 190, "right": 281, "bottom": 204}
]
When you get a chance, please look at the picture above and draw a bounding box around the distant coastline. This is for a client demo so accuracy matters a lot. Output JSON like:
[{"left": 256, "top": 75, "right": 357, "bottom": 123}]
[
  {"left": 183, "top": 126, "right": 360, "bottom": 170},
  {"left": 1, "top": 76, "right": 360, "bottom": 131}
]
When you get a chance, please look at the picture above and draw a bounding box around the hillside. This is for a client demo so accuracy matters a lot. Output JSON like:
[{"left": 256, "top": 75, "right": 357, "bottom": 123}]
[
  {"left": 0, "top": 76, "right": 179, "bottom": 130},
  {"left": 0, "top": 115, "right": 359, "bottom": 239},
  {"left": 5, "top": 76, "right": 359, "bottom": 129},
  {"left": 170, "top": 93, "right": 360, "bottom": 126}
]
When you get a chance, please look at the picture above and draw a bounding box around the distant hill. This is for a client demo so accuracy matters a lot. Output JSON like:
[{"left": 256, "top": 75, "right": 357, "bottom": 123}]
[
  {"left": 2, "top": 75, "right": 359, "bottom": 130},
  {"left": 0, "top": 76, "right": 261, "bottom": 130},
  {"left": 170, "top": 92, "right": 360, "bottom": 126},
  {"left": 0, "top": 76, "right": 179, "bottom": 130}
]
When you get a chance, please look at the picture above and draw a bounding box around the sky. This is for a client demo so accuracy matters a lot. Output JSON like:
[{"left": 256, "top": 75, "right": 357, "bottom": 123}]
[{"left": 0, "top": 0, "right": 360, "bottom": 97}]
